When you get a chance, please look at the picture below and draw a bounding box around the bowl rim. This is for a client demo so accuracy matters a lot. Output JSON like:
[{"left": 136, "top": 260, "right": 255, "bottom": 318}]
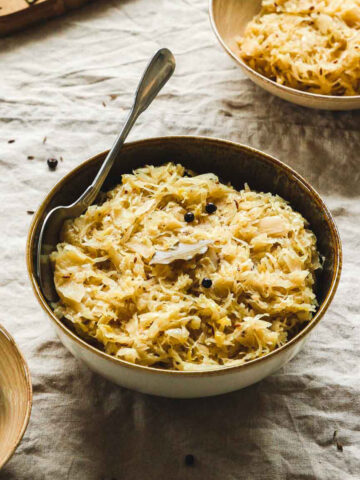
[
  {"left": 0, "top": 324, "right": 32, "bottom": 470},
  {"left": 26, "top": 136, "right": 342, "bottom": 377},
  {"left": 209, "top": 0, "right": 360, "bottom": 104}
]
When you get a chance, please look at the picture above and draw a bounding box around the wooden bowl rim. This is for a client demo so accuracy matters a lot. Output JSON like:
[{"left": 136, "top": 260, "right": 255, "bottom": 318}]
[
  {"left": 209, "top": 0, "right": 360, "bottom": 104},
  {"left": 0, "top": 324, "right": 32, "bottom": 470},
  {"left": 27, "top": 136, "right": 342, "bottom": 377}
]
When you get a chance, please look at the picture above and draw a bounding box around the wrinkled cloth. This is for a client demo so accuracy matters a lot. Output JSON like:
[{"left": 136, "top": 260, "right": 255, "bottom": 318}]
[{"left": 0, "top": 0, "right": 359, "bottom": 479}]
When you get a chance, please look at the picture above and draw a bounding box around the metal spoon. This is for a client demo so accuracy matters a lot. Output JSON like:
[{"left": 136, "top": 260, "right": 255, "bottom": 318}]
[{"left": 37, "top": 48, "right": 176, "bottom": 301}]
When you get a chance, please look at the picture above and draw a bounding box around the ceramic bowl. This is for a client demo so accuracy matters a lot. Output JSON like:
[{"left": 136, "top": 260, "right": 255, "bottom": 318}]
[
  {"left": 209, "top": 0, "right": 360, "bottom": 110},
  {"left": 27, "top": 137, "right": 342, "bottom": 398},
  {"left": 0, "top": 324, "right": 32, "bottom": 469}
]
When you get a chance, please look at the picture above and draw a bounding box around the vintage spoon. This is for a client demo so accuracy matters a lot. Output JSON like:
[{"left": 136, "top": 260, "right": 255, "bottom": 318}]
[{"left": 36, "top": 48, "right": 176, "bottom": 302}]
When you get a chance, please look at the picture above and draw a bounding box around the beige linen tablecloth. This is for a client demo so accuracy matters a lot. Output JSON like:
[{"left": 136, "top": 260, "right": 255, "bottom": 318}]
[{"left": 0, "top": 1, "right": 359, "bottom": 478}]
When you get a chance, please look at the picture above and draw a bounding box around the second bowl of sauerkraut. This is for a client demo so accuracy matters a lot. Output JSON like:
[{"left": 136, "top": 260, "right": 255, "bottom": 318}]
[
  {"left": 27, "top": 137, "right": 341, "bottom": 397},
  {"left": 210, "top": 0, "right": 360, "bottom": 110}
]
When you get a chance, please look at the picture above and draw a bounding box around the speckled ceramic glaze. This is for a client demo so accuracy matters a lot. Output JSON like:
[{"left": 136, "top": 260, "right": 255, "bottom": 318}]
[
  {"left": 209, "top": 0, "right": 360, "bottom": 110},
  {"left": 0, "top": 325, "right": 32, "bottom": 469},
  {"left": 27, "top": 137, "right": 342, "bottom": 398}
]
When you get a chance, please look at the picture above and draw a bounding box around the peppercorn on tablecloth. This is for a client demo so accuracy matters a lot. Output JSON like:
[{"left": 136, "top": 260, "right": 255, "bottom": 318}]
[{"left": 0, "top": 1, "right": 359, "bottom": 479}]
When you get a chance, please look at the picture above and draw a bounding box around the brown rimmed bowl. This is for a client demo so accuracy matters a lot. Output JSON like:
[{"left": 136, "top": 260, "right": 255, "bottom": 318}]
[
  {"left": 0, "top": 324, "right": 32, "bottom": 469},
  {"left": 27, "top": 136, "right": 342, "bottom": 398},
  {"left": 209, "top": 0, "right": 360, "bottom": 110}
]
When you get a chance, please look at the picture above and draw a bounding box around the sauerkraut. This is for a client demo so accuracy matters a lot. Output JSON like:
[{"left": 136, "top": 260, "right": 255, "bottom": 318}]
[
  {"left": 51, "top": 163, "right": 320, "bottom": 371},
  {"left": 237, "top": 0, "right": 360, "bottom": 95}
]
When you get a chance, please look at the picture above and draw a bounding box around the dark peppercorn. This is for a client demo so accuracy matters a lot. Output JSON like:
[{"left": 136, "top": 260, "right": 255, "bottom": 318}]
[
  {"left": 184, "top": 454, "right": 195, "bottom": 466},
  {"left": 201, "top": 278, "right": 212, "bottom": 289},
  {"left": 184, "top": 212, "right": 195, "bottom": 223},
  {"left": 47, "top": 158, "right": 58, "bottom": 170},
  {"left": 205, "top": 202, "right": 217, "bottom": 214}
]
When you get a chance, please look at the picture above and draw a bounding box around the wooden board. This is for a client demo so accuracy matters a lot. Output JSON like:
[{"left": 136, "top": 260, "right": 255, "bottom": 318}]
[{"left": 0, "top": 0, "right": 93, "bottom": 36}]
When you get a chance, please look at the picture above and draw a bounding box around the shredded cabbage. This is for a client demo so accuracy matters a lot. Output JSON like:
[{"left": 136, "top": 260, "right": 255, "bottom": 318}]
[
  {"left": 237, "top": 0, "right": 360, "bottom": 95},
  {"left": 51, "top": 163, "right": 320, "bottom": 371}
]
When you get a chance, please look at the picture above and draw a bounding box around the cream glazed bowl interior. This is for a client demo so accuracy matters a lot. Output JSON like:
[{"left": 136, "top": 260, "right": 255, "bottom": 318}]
[
  {"left": 27, "top": 137, "right": 342, "bottom": 398},
  {"left": 209, "top": 0, "right": 360, "bottom": 110},
  {"left": 0, "top": 324, "right": 32, "bottom": 468}
]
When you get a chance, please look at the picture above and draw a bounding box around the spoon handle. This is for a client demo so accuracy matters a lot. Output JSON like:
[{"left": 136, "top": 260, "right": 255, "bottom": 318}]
[{"left": 78, "top": 48, "right": 176, "bottom": 207}]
